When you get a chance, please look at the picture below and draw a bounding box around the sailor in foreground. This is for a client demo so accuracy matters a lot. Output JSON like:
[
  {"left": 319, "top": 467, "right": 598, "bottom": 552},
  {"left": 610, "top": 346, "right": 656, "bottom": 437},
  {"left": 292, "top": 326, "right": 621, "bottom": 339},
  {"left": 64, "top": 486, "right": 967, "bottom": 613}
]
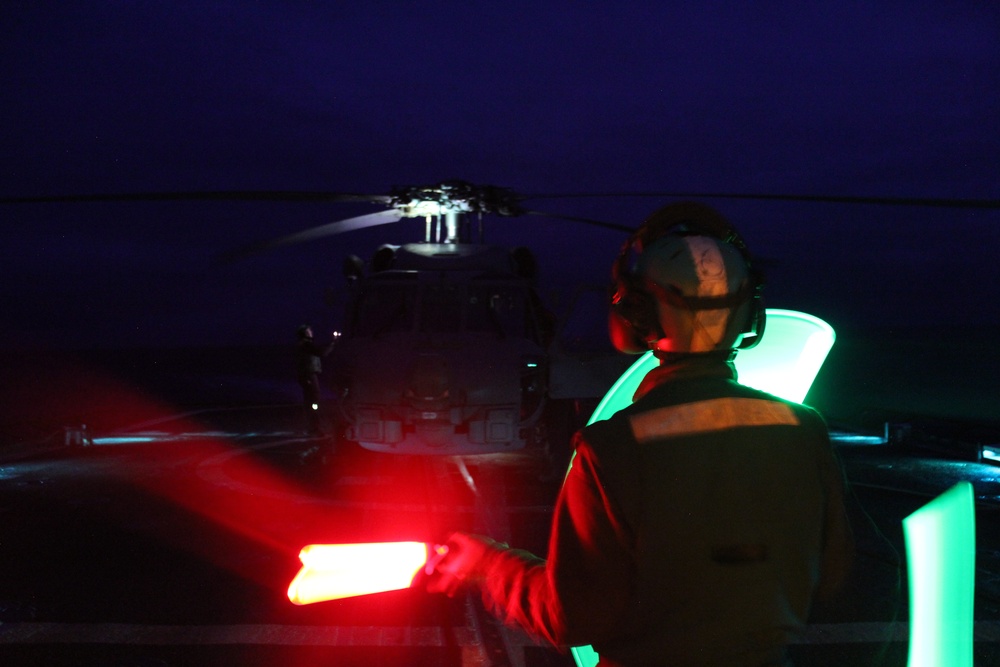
[{"left": 425, "top": 201, "right": 854, "bottom": 667}]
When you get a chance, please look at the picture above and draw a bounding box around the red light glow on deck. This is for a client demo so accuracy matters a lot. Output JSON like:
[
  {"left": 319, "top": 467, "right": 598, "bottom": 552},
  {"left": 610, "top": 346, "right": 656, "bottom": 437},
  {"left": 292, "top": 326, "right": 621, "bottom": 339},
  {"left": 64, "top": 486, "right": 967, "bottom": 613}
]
[{"left": 287, "top": 542, "right": 441, "bottom": 605}]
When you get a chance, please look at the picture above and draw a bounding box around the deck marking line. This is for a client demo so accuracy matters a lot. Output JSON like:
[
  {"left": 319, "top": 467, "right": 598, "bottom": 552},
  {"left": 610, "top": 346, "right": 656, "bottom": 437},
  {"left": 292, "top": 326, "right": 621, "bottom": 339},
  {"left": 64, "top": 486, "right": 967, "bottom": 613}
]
[{"left": 2, "top": 622, "right": 999, "bottom": 646}]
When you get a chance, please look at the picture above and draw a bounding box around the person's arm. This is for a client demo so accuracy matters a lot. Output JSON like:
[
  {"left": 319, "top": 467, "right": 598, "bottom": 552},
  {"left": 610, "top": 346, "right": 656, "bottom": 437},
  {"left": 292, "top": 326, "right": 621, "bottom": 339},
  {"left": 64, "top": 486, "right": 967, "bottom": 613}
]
[
  {"left": 429, "top": 435, "right": 635, "bottom": 648},
  {"left": 802, "top": 412, "right": 854, "bottom": 600},
  {"left": 323, "top": 331, "right": 340, "bottom": 355},
  {"left": 815, "top": 439, "right": 855, "bottom": 600}
]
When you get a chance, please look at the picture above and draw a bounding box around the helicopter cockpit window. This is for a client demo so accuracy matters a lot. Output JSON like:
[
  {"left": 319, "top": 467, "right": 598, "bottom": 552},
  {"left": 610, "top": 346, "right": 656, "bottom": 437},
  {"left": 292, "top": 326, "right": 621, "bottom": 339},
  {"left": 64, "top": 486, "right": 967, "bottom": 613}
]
[
  {"left": 467, "top": 285, "right": 530, "bottom": 339},
  {"left": 420, "top": 284, "right": 463, "bottom": 333},
  {"left": 354, "top": 282, "right": 417, "bottom": 336}
]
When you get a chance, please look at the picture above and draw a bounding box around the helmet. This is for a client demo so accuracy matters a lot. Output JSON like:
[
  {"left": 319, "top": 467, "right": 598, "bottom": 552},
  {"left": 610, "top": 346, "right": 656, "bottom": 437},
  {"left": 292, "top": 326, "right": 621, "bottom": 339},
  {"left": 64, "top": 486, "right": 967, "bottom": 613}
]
[{"left": 608, "top": 202, "right": 765, "bottom": 354}]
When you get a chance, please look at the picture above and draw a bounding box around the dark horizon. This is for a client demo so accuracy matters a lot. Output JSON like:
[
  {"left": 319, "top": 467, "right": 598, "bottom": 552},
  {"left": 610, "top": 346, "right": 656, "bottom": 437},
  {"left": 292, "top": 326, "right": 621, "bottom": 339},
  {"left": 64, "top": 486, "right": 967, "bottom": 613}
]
[{"left": 2, "top": 3, "right": 998, "bottom": 352}]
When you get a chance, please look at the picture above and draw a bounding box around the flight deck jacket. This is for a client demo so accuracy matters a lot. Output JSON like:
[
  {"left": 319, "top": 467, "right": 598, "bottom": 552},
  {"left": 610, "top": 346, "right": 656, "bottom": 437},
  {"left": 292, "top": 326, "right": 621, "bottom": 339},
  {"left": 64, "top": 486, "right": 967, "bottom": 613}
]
[{"left": 474, "top": 353, "right": 853, "bottom": 666}]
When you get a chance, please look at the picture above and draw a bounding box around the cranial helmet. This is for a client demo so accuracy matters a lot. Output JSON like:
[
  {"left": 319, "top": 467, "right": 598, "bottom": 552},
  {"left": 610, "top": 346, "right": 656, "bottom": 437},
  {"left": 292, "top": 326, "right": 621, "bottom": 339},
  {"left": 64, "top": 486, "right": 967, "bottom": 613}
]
[{"left": 608, "top": 201, "right": 765, "bottom": 355}]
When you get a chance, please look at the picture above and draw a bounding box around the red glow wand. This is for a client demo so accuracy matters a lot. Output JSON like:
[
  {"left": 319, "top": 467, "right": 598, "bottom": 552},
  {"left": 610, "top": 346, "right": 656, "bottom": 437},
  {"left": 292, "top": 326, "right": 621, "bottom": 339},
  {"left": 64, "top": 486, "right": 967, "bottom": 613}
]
[{"left": 287, "top": 542, "right": 449, "bottom": 605}]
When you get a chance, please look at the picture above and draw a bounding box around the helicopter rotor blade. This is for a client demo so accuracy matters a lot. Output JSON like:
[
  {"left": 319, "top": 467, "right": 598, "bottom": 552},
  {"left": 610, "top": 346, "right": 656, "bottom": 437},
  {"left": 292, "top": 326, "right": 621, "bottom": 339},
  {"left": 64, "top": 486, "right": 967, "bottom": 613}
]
[
  {"left": 219, "top": 209, "right": 404, "bottom": 263},
  {"left": 523, "top": 192, "right": 1000, "bottom": 210},
  {"left": 523, "top": 210, "right": 635, "bottom": 233},
  {"left": 0, "top": 191, "right": 392, "bottom": 205},
  {"left": 4, "top": 189, "right": 996, "bottom": 210}
]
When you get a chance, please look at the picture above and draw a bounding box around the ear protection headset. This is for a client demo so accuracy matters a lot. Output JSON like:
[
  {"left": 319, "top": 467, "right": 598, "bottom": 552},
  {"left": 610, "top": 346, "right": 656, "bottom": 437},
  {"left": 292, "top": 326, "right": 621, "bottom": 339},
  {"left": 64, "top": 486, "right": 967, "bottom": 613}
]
[{"left": 609, "top": 202, "right": 765, "bottom": 354}]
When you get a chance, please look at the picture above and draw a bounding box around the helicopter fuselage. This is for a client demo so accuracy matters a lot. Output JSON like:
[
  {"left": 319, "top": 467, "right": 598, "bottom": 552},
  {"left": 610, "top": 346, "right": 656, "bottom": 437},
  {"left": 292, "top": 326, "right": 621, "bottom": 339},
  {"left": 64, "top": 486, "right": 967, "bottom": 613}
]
[{"left": 331, "top": 243, "right": 550, "bottom": 455}]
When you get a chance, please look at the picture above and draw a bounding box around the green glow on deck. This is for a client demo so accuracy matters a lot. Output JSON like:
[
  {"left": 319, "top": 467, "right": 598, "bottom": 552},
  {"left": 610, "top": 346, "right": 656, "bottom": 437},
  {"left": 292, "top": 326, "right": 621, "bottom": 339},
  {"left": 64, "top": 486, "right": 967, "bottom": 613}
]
[{"left": 903, "top": 482, "right": 975, "bottom": 667}]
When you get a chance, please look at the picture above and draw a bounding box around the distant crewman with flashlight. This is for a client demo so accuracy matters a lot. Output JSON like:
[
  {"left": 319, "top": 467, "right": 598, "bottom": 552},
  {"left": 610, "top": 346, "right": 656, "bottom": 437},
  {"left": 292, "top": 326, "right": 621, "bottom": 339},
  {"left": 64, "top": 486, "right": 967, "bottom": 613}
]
[
  {"left": 425, "top": 202, "right": 854, "bottom": 666},
  {"left": 295, "top": 324, "right": 339, "bottom": 437}
]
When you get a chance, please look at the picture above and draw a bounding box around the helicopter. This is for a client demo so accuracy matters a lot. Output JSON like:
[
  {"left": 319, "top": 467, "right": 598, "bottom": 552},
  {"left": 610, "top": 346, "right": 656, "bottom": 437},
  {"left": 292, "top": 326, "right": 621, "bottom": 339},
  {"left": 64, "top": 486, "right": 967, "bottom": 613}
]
[
  {"left": 329, "top": 237, "right": 554, "bottom": 455},
  {"left": 2, "top": 182, "right": 997, "bottom": 458},
  {"left": 229, "top": 180, "right": 639, "bottom": 456}
]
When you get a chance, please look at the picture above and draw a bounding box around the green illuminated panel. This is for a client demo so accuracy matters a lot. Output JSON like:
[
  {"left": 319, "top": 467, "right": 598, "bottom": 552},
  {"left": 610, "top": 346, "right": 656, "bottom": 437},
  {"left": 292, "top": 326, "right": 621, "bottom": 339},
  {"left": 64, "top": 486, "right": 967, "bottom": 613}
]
[
  {"left": 731, "top": 309, "right": 836, "bottom": 403},
  {"left": 587, "top": 309, "right": 836, "bottom": 426},
  {"left": 570, "top": 644, "right": 600, "bottom": 667},
  {"left": 903, "top": 482, "right": 975, "bottom": 667}
]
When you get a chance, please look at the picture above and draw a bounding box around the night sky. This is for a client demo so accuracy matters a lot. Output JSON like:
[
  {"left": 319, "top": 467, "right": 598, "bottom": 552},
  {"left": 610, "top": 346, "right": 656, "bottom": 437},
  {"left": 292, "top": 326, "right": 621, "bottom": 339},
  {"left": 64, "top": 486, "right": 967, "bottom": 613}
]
[{"left": 2, "top": 3, "right": 998, "bottom": 351}]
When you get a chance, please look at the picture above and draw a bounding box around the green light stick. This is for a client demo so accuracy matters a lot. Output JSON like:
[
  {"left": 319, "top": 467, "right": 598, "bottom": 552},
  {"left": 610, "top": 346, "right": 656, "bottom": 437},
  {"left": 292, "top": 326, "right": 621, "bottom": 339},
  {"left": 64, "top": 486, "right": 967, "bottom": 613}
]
[{"left": 903, "top": 481, "right": 975, "bottom": 667}]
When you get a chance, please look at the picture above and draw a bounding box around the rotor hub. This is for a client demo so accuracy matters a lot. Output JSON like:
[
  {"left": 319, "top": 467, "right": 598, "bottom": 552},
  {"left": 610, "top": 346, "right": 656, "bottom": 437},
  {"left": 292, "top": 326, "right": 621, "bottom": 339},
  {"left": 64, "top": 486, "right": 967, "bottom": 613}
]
[{"left": 389, "top": 180, "right": 525, "bottom": 218}]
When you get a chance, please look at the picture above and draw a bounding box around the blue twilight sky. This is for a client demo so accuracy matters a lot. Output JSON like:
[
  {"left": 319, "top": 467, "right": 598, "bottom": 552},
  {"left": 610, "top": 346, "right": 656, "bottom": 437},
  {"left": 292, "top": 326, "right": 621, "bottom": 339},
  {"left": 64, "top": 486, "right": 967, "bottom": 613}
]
[{"left": 1, "top": 2, "right": 998, "bottom": 350}]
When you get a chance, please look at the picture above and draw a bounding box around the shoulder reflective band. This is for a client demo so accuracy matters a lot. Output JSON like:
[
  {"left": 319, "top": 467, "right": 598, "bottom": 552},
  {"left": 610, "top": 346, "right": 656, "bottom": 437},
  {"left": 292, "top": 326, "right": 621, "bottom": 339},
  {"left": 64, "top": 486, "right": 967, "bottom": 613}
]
[
  {"left": 287, "top": 542, "right": 442, "bottom": 605},
  {"left": 629, "top": 397, "right": 799, "bottom": 442},
  {"left": 903, "top": 481, "right": 975, "bottom": 667}
]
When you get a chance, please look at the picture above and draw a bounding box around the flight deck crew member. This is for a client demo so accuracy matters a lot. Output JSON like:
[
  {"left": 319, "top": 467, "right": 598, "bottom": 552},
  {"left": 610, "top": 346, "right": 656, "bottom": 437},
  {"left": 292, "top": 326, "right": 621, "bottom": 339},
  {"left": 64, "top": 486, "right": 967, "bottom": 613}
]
[
  {"left": 425, "top": 202, "right": 854, "bottom": 666},
  {"left": 296, "top": 324, "right": 339, "bottom": 437}
]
